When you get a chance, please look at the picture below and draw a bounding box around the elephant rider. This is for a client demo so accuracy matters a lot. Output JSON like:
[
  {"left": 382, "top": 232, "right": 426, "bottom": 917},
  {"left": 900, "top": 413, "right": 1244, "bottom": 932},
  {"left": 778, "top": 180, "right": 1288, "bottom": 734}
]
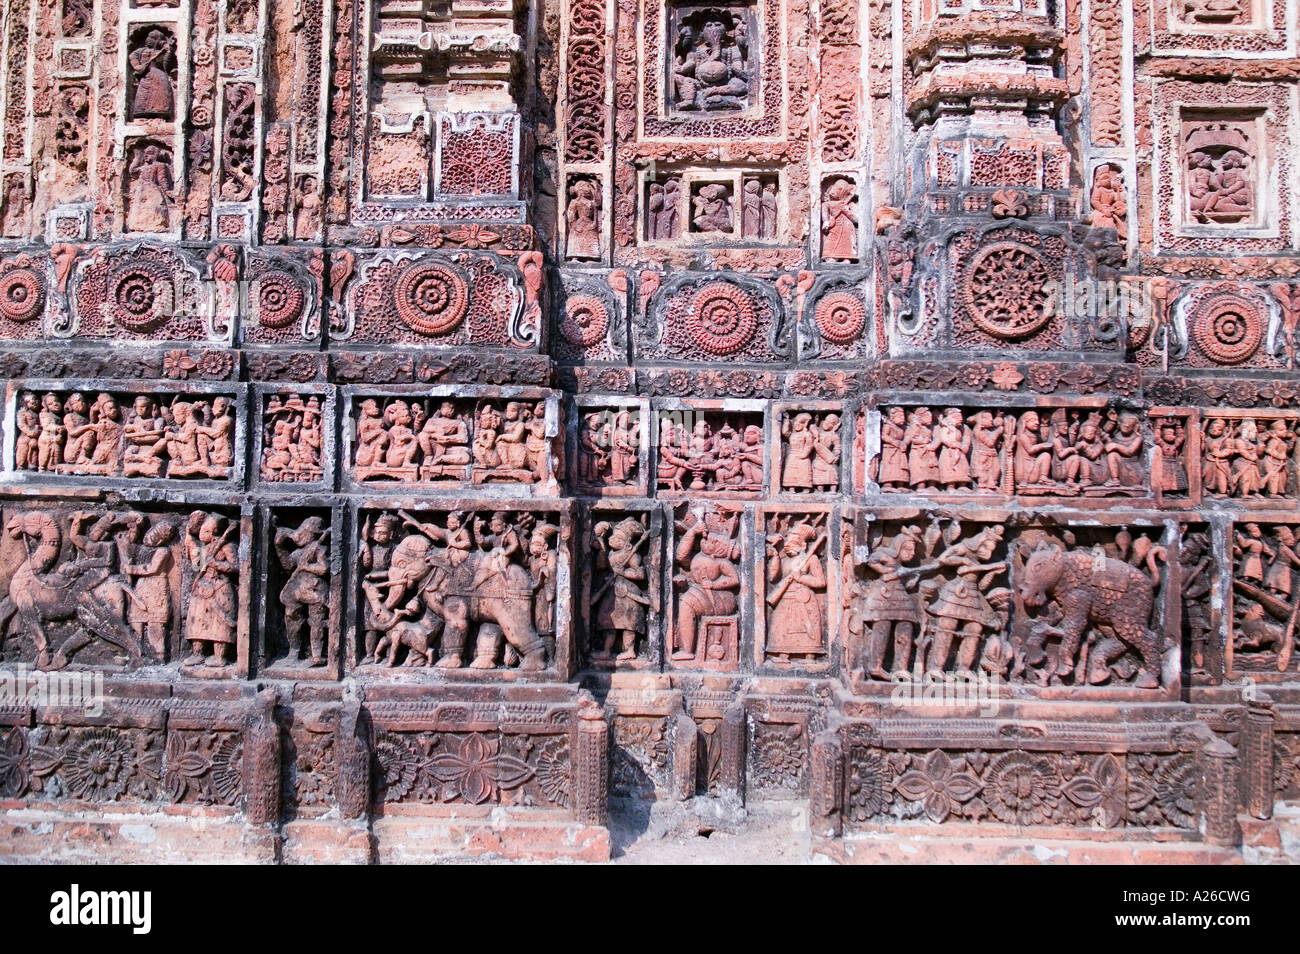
[
  {"left": 672, "top": 520, "right": 740, "bottom": 660},
  {"left": 926, "top": 526, "right": 1006, "bottom": 674}
]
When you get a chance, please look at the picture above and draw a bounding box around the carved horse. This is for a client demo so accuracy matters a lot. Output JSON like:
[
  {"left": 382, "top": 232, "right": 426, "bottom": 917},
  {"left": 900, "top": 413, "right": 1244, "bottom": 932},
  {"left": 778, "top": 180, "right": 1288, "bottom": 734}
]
[{"left": 0, "top": 512, "right": 144, "bottom": 670}]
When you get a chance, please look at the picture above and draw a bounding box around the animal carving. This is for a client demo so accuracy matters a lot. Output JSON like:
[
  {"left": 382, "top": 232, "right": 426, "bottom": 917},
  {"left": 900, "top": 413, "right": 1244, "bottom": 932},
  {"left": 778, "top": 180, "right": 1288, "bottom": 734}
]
[
  {"left": 1017, "top": 542, "right": 1162, "bottom": 689},
  {"left": 0, "top": 512, "right": 146, "bottom": 670}
]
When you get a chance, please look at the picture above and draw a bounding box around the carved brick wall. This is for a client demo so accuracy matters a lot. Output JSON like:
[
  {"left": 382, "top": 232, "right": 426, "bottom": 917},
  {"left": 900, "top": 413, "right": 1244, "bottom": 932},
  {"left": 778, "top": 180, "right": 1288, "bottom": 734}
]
[{"left": 0, "top": 0, "right": 1296, "bottom": 861}]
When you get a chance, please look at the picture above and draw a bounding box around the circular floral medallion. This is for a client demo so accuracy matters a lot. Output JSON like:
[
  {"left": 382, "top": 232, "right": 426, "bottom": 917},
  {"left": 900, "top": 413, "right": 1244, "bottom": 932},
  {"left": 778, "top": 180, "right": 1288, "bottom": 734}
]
[
  {"left": 64, "top": 728, "right": 131, "bottom": 802},
  {"left": 106, "top": 260, "right": 175, "bottom": 334},
  {"left": 814, "top": 290, "right": 866, "bottom": 345},
  {"left": 688, "top": 282, "right": 757, "bottom": 356},
  {"left": 0, "top": 267, "right": 45, "bottom": 323},
  {"left": 962, "top": 242, "right": 1054, "bottom": 340},
  {"left": 1191, "top": 295, "right": 1263, "bottom": 365},
  {"left": 253, "top": 270, "right": 306, "bottom": 329},
  {"left": 393, "top": 261, "right": 469, "bottom": 337},
  {"left": 559, "top": 294, "right": 609, "bottom": 348},
  {"left": 984, "top": 751, "right": 1062, "bottom": 825}
]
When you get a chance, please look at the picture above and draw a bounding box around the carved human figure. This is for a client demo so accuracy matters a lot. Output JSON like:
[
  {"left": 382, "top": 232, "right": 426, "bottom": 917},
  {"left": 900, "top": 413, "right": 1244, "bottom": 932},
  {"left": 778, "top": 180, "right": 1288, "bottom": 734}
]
[
  {"left": 353, "top": 398, "right": 387, "bottom": 474},
  {"left": 970, "top": 411, "right": 1006, "bottom": 492},
  {"left": 1236, "top": 523, "right": 1272, "bottom": 584},
  {"left": 761, "top": 182, "right": 778, "bottom": 239},
  {"left": 1202, "top": 418, "right": 1234, "bottom": 495},
  {"left": 61, "top": 393, "right": 94, "bottom": 467},
  {"left": 1104, "top": 412, "right": 1144, "bottom": 487},
  {"left": 781, "top": 412, "right": 815, "bottom": 492},
  {"left": 126, "top": 144, "right": 174, "bottom": 232},
  {"left": 416, "top": 400, "right": 470, "bottom": 479},
  {"left": 123, "top": 395, "right": 167, "bottom": 477},
  {"left": 657, "top": 420, "right": 690, "bottom": 491},
  {"left": 741, "top": 179, "right": 762, "bottom": 239},
  {"left": 359, "top": 514, "right": 399, "bottom": 662},
  {"left": 293, "top": 176, "right": 321, "bottom": 241},
  {"left": 692, "top": 183, "right": 733, "bottom": 233},
  {"left": 1232, "top": 418, "right": 1264, "bottom": 497},
  {"left": 1262, "top": 419, "right": 1294, "bottom": 497},
  {"left": 654, "top": 178, "right": 683, "bottom": 239},
  {"left": 854, "top": 526, "right": 923, "bottom": 678},
  {"left": 15, "top": 392, "right": 40, "bottom": 470},
  {"left": 1153, "top": 417, "right": 1188, "bottom": 496},
  {"left": 672, "top": 515, "right": 740, "bottom": 661},
  {"left": 120, "top": 517, "right": 175, "bottom": 660},
  {"left": 765, "top": 523, "right": 826, "bottom": 661},
  {"left": 609, "top": 410, "right": 639, "bottom": 483},
  {"left": 1089, "top": 163, "right": 1128, "bottom": 241},
  {"left": 1265, "top": 527, "right": 1300, "bottom": 600},
  {"left": 182, "top": 512, "right": 238, "bottom": 668},
  {"left": 566, "top": 178, "right": 602, "bottom": 259},
  {"left": 738, "top": 425, "right": 764, "bottom": 490},
  {"left": 905, "top": 408, "right": 939, "bottom": 490},
  {"left": 813, "top": 414, "right": 840, "bottom": 492},
  {"left": 934, "top": 407, "right": 973, "bottom": 490},
  {"left": 36, "top": 394, "right": 65, "bottom": 472},
  {"left": 528, "top": 523, "right": 558, "bottom": 645},
  {"left": 1013, "top": 411, "right": 1053, "bottom": 487},
  {"left": 129, "top": 28, "right": 176, "bottom": 120},
  {"left": 198, "top": 397, "right": 234, "bottom": 475},
  {"left": 526, "top": 402, "right": 550, "bottom": 478},
  {"left": 879, "top": 407, "right": 910, "bottom": 488},
  {"left": 592, "top": 518, "right": 651, "bottom": 662},
  {"left": 821, "top": 178, "right": 858, "bottom": 261},
  {"left": 578, "top": 412, "right": 610, "bottom": 485},
  {"left": 926, "top": 526, "right": 1007, "bottom": 674},
  {"left": 274, "top": 516, "right": 330, "bottom": 667},
  {"left": 382, "top": 401, "right": 419, "bottom": 474}
]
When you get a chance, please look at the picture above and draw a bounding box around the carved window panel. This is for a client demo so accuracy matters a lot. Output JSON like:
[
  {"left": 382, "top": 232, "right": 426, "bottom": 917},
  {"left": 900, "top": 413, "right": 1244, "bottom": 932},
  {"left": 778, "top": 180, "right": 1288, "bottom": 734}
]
[
  {"left": 653, "top": 401, "right": 767, "bottom": 497},
  {"left": 5, "top": 379, "right": 247, "bottom": 488},
  {"left": 640, "top": 0, "right": 784, "bottom": 139},
  {"left": 1200, "top": 409, "right": 1300, "bottom": 504},
  {"left": 343, "top": 387, "right": 563, "bottom": 494},
  {"left": 348, "top": 501, "right": 574, "bottom": 678}
]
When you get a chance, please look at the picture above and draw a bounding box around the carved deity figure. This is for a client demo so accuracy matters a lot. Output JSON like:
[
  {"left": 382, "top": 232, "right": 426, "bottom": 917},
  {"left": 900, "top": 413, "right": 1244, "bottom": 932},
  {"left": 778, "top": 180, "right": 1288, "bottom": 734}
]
[
  {"left": 566, "top": 179, "right": 602, "bottom": 259},
  {"left": 669, "top": 17, "right": 751, "bottom": 112},
  {"left": 125, "top": 144, "right": 174, "bottom": 233},
  {"left": 1186, "top": 125, "right": 1255, "bottom": 225},
  {"left": 417, "top": 400, "right": 471, "bottom": 480},
  {"left": 1089, "top": 163, "right": 1128, "bottom": 241},
  {"left": 1153, "top": 417, "right": 1188, "bottom": 496},
  {"left": 692, "top": 183, "right": 734, "bottom": 233},
  {"left": 672, "top": 512, "right": 740, "bottom": 663}
]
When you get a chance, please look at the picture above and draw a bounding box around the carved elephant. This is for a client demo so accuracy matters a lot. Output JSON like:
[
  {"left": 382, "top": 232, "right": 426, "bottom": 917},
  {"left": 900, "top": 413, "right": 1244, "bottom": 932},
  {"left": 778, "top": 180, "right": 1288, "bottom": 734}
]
[{"left": 1017, "top": 541, "right": 1161, "bottom": 689}]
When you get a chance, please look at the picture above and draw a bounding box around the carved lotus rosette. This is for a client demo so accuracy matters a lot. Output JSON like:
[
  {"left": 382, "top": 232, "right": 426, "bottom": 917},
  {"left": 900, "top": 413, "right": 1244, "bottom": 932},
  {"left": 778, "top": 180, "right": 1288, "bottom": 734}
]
[
  {"left": 342, "top": 251, "right": 525, "bottom": 348},
  {"left": 944, "top": 228, "right": 1075, "bottom": 352},
  {"left": 552, "top": 270, "right": 628, "bottom": 366},
  {"left": 1177, "top": 283, "right": 1279, "bottom": 369},
  {"left": 243, "top": 252, "right": 318, "bottom": 343},
  {"left": 642, "top": 274, "right": 787, "bottom": 363},
  {"left": 0, "top": 257, "right": 47, "bottom": 336},
  {"left": 70, "top": 244, "right": 215, "bottom": 343}
]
